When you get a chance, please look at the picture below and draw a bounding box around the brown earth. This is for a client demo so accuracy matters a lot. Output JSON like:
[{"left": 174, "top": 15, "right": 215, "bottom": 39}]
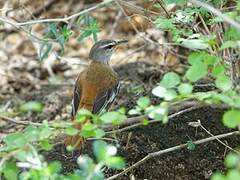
[{"left": 43, "top": 62, "right": 240, "bottom": 180}]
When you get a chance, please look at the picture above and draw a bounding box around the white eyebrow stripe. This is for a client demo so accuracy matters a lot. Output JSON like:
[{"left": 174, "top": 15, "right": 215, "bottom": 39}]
[{"left": 100, "top": 42, "right": 116, "bottom": 48}]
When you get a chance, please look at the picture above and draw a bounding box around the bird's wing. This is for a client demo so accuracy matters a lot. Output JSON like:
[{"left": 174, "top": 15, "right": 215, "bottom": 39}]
[
  {"left": 92, "top": 82, "right": 120, "bottom": 114},
  {"left": 71, "top": 76, "right": 82, "bottom": 118}
]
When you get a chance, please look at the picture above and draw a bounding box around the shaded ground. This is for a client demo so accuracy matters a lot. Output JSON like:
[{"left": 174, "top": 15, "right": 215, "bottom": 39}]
[
  {"left": 43, "top": 62, "right": 240, "bottom": 180},
  {"left": 0, "top": 1, "right": 239, "bottom": 179}
]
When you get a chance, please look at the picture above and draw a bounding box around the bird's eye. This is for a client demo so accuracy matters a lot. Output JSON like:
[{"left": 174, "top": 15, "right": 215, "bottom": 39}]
[{"left": 106, "top": 45, "right": 114, "bottom": 49}]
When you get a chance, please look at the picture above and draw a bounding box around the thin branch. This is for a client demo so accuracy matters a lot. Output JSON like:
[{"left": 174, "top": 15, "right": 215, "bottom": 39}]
[
  {"left": 156, "top": 0, "right": 170, "bottom": 18},
  {"left": 0, "top": 115, "right": 43, "bottom": 126},
  {"left": 0, "top": 115, "right": 70, "bottom": 128},
  {"left": 106, "top": 131, "right": 240, "bottom": 180},
  {"left": 190, "top": 0, "right": 240, "bottom": 31},
  {"left": 105, "top": 104, "right": 204, "bottom": 134},
  {"left": 115, "top": 0, "right": 155, "bottom": 45},
  {"left": 103, "top": 100, "right": 229, "bottom": 132},
  {"left": 199, "top": 122, "right": 240, "bottom": 154},
  {"left": 118, "top": 0, "right": 159, "bottom": 15},
  {"left": 0, "top": 149, "right": 21, "bottom": 168},
  {"left": 0, "top": 0, "right": 114, "bottom": 26}
]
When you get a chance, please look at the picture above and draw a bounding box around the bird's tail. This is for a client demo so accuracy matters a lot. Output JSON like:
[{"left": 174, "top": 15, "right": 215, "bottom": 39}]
[{"left": 64, "top": 119, "right": 89, "bottom": 150}]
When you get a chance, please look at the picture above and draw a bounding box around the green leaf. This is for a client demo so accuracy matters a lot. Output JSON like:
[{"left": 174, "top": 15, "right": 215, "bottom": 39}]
[
  {"left": 220, "top": 40, "right": 240, "bottom": 50},
  {"left": 93, "top": 140, "right": 108, "bottom": 162},
  {"left": 215, "top": 75, "right": 232, "bottom": 91},
  {"left": 4, "top": 132, "right": 27, "bottom": 149},
  {"left": 154, "top": 16, "right": 175, "bottom": 30},
  {"left": 77, "top": 155, "right": 95, "bottom": 176},
  {"left": 128, "top": 109, "right": 140, "bottom": 115},
  {"left": 81, "top": 123, "right": 98, "bottom": 138},
  {"left": 216, "top": 94, "right": 234, "bottom": 105},
  {"left": 212, "top": 64, "right": 225, "bottom": 77},
  {"left": 178, "top": 83, "right": 193, "bottom": 95},
  {"left": 2, "top": 163, "right": 20, "bottom": 180},
  {"left": 152, "top": 86, "right": 167, "bottom": 98},
  {"left": 48, "top": 23, "right": 58, "bottom": 37},
  {"left": 164, "top": 0, "right": 187, "bottom": 5},
  {"left": 211, "top": 173, "right": 225, "bottom": 180},
  {"left": 92, "top": 32, "right": 98, "bottom": 42},
  {"left": 82, "top": 123, "right": 97, "bottom": 131},
  {"left": 78, "top": 30, "right": 92, "bottom": 41},
  {"left": 226, "top": 169, "right": 240, "bottom": 180},
  {"left": 23, "top": 126, "right": 40, "bottom": 142},
  {"left": 164, "top": 89, "right": 177, "bottom": 101},
  {"left": 181, "top": 39, "right": 210, "bottom": 50},
  {"left": 106, "top": 156, "right": 125, "bottom": 170},
  {"left": 37, "top": 126, "right": 53, "bottom": 140},
  {"left": 224, "top": 27, "right": 240, "bottom": 41},
  {"left": 65, "top": 127, "right": 79, "bottom": 136},
  {"left": 94, "top": 129, "right": 105, "bottom": 138},
  {"left": 237, "top": 0, "right": 240, "bottom": 11},
  {"left": 47, "top": 161, "right": 61, "bottom": 174},
  {"left": 203, "top": 54, "right": 218, "bottom": 65},
  {"left": 186, "top": 141, "right": 195, "bottom": 151},
  {"left": 160, "top": 72, "right": 180, "bottom": 88},
  {"left": 225, "top": 153, "right": 239, "bottom": 168},
  {"left": 77, "top": 109, "right": 93, "bottom": 116},
  {"left": 142, "top": 119, "right": 149, "bottom": 125},
  {"left": 19, "top": 101, "right": 43, "bottom": 113},
  {"left": 57, "top": 35, "right": 65, "bottom": 55},
  {"left": 40, "top": 139, "right": 53, "bottom": 151},
  {"left": 38, "top": 43, "right": 52, "bottom": 61},
  {"left": 223, "top": 110, "right": 240, "bottom": 128},
  {"left": 100, "top": 111, "right": 126, "bottom": 125},
  {"left": 147, "top": 105, "right": 168, "bottom": 121},
  {"left": 75, "top": 109, "right": 92, "bottom": 123},
  {"left": 188, "top": 52, "right": 206, "bottom": 65},
  {"left": 137, "top": 96, "right": 150, "bottom": 109},
  {"left": 61, "top": 25, "right": 73, "bottom": 41},
  {"left": 185, "top": 61, "right": 208, "bottom": 82}
]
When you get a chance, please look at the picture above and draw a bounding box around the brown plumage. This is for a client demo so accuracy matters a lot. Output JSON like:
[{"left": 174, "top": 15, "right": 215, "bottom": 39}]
[{"left": 64, "top": 39, "right": 127, "bottom": 150}]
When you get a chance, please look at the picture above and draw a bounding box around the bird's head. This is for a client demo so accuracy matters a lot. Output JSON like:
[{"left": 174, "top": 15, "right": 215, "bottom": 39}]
[{"left": 89, "top": 39, "right": 128, "bottom": 64}]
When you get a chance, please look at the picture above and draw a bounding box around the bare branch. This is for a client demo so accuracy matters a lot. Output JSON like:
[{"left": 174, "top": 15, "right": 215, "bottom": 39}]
[
  {"left": 0, "top": 0, "right": 114, "bottom": 27},
  {"left": 190, "top": 0, "right": 240, "bottom": 31},
  {"left": 107, "top": 131, "right": 240, "bottom": 180}
]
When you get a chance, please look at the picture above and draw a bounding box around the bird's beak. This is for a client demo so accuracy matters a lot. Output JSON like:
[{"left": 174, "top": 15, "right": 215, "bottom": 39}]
[{"left": 115, "top": 39, "right": 128, "bottom": 45}]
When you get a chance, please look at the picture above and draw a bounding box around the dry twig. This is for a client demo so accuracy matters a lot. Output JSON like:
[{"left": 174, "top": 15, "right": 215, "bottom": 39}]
[
  {"left": 190, "top": 0, "right": 240, "bottom": 31},
  {"left": 106, "top": 130, "right": 240, "bottom": 180}
]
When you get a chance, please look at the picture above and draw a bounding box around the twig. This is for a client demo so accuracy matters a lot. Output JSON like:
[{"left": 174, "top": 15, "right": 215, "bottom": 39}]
[
  {"left": 109, "top": 10, "right": 123, "bottom": 37},
  {"left": 0, "top": 115, "right": 71, "bottom": 128},
  {"left": 0, "top": 0, "right": 114, "bottom": 26},
  {"left": 118, "top": 44, "right": 147, "bottom": 62},
  {"left": 114, "top": 0, "right": 155, "bottom": 45},
  {"left": 106, "top": 131, "right": 240, "bottom": 180},
  {"left": 156, "top": 0, "right": 170, "bottom": 18},
  {"left": 190, "top": 0, "right": 240, "bottom": 31},
  {"left": 0, "top": 149, "right": 21, "bottom": 168},
  {"left": 105, "top": 104, "right": 204, "bottom": 134},
  {"left": 103, "top": 100, "right": 229, "bottom": 133},
  {"left": 199, "top": 122, "right": 240, "bottom": 154},
  {"left": 87, "top": 137, "right": 118, "bottom": 142},
  {"left": 0, "top": 115, "right": 42, "bottom": 126},
  {"left": 118, "top": 0, "right": 159, "bottom": 15}
]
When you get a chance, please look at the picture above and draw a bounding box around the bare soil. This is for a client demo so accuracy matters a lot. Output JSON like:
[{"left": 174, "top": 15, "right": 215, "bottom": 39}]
[{"left": 43, "top": 62, "right": 240, "bottom": 180}]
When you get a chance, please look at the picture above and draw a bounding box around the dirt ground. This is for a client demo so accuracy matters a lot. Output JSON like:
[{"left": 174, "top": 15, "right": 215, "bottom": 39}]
[
  {"left": 1, "top": 1, "right": 239, "bottom": 179},
  {"left": 43, "top": 62, "right": 240, "bottom": 180}
]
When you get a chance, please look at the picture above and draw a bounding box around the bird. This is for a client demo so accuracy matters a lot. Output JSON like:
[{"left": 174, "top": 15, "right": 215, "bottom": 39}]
[{"left": 64, "top": 39, "right": 128, "bottom": 150}]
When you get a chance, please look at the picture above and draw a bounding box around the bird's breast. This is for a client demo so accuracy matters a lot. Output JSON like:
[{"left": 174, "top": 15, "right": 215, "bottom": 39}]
[{"left": 86, "top": 62, "right": 119, "bottom": 91}]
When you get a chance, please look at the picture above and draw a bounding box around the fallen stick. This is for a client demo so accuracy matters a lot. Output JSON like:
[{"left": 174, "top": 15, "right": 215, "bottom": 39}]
[{"left": 106, "top": 131, "right": 240, "bottom": 180}]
